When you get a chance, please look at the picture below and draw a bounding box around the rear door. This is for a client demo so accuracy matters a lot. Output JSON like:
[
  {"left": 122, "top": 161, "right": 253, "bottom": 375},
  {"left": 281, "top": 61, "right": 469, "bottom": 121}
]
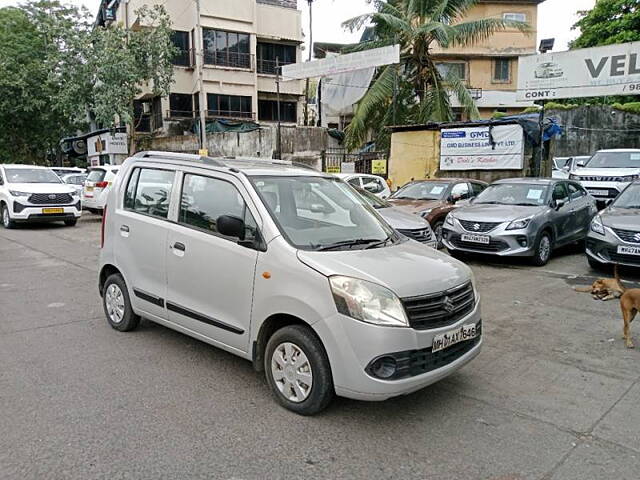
[
  {"left": 165, "top": 169, "right": 260, "bottom": 353},
  {"left": 113, "top": 166, "right": 176, "bottom": 320},
  {"left": 568, "top": 182, "right": 592, "bottom": 237}
]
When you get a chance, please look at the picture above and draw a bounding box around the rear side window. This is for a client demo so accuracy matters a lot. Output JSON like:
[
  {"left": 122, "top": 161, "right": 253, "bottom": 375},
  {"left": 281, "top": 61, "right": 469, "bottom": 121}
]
[
  {"left": 87, "top": 169, "right": 106, "bottom": 182},
  {"left": 362, "top": 177, "right": 385, "bottom": 194},
  {"left": 123, "top": 167, "right": 174, "bottom": 219}
]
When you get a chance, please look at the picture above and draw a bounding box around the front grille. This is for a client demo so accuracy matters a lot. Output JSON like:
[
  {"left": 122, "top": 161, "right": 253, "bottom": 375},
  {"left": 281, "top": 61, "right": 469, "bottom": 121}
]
[
  {"left": 402, "top": 282, "right": 475, "bottom": 330},
  {"left": 28, "top": 193, "right": 73, "bottom": 205},
  {"left": 579, "top": 176, "right": 631, "bottom": 182},
  {"left": 398, "top": 228, "right": 434, "bottom": 243},
  {"left": 367, "top": 322, "right": 482, "bottom": 380},
  {"left": 459, "top": 220, "right": 502, "bottom": 233},
  {"left": 613, "top": 228, "right": 640, "bottom": 244},
  {"left": 448, "top": 233, "right": 509, "bottom": 253},
  {"left": 607, "top": 248, "right": 640, "bottom": 266}
]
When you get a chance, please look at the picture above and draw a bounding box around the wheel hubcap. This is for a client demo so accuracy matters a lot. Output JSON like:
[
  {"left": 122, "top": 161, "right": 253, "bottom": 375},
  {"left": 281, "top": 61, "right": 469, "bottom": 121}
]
[
  {"left": 540, "top": 236, "right": 551, "bottom": 261},
  {"left": 2, "top": 208, "right": 8, "bottom": 227},
  {"left": 271, "top": 342, "right": 313, "bottom": 403},
  {"left": 105, "top": 284, "right": 125, "bottom": 324}
]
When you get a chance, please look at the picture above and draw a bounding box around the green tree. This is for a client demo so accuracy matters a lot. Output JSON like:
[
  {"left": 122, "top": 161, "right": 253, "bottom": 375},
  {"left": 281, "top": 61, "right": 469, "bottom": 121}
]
[
  {"left": 0, "top": 1, "right": 92, "bottom": 164},
  {"left": 571, "top": 0, "right": 640, "bottom": 49},
  {"left": 342, "top": 0, "right": 529, "bottom": 150},
  {"left": 90, "top": 5, "right": 176, "bottom": 153}
]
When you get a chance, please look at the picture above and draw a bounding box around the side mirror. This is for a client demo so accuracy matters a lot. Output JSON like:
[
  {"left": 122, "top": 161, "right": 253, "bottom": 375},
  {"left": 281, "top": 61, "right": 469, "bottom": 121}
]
[
  {"left": 552, "top": 199, "right": 567, "bottom": 210},
  {"left": 217, "top": 215, "right": 245, "bottom": 239},
  {"left": 576, "top": 161, "right": 586, "bottom": 168}
]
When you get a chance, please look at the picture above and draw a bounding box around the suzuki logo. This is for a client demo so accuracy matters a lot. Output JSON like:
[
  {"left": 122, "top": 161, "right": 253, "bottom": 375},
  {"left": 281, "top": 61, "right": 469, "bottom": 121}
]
[
  {"left": 473, "top": 223, "right": 481, "bottom": 231},
  {"left": 634, "top": 233, "right": 640, "bottom": 242},
  {"left": 443, "top": 296, "right": 456, "bottom": 313},
  {"left": 48, "top": 194, "right": 57, "bottom": 200}
]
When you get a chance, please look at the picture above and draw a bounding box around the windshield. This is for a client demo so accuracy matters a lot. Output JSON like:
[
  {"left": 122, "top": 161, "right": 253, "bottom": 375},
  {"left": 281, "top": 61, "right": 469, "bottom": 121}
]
[
  {"left": 586, "top": 151, "right": 640, "bottom": 169},
  {"left": 391, "top": 182, "right": 449, "bottom": 201},
  {"left": 251, "top": 176, "right": 396, "bottom": 251},
  {"left": 475, "top": 183, "right": 550, "bottom": 206},
  {"left": 613, "top": 184, "right": 640, "bottom": 209},
  {"left": 4, "top": 168, "right": 62, "bottom": 184},
  {"left": 355, "top": 187, "right": 391, "bottom": 209},
  {"left": 554, "top": 158, "right": 571, "bottom": 169}
]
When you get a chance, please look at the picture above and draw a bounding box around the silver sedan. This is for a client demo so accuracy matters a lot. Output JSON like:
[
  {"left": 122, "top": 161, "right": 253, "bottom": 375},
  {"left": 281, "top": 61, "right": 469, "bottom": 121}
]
[{"left": 442, "top": 178, "right": 598, "bottom": 266}]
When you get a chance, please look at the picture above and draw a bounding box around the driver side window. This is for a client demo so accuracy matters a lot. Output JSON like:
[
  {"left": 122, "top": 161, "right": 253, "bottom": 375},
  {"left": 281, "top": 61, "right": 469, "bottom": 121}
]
[{"left": 552, "top": 183, "right": 569, "bottom": 202}]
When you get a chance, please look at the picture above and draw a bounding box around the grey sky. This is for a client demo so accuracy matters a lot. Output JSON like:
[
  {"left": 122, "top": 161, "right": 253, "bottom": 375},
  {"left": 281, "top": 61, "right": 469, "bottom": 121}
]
[{"left": 0, "top": 0, "right": 597, "bottom": 52}]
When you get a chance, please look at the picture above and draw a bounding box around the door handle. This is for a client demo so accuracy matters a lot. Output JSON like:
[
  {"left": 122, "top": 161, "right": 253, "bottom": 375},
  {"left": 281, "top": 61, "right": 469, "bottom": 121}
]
[
  {"left": 172, "top": 242, "right": 186, "bottom": 252},
  {"left": 120, "top": 225, "right": 130, "bottom": 238}
]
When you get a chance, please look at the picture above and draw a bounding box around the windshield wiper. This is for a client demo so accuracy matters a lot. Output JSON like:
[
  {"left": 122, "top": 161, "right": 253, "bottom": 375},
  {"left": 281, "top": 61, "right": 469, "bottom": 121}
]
[
  {"left": 391, "top": 196, "right": 414, "bottom": 200},
  {"left": 513, "top": 203, "right": 539, "bottom": 207},
  {"left": 365, "top": 234, "right": 394, "bottom": 249},
  {"left": 476, "top": 201, "right": 500, "bottom": 205},
  {"left": 316, "top": 238, "right": 381, "bottom": 251}
]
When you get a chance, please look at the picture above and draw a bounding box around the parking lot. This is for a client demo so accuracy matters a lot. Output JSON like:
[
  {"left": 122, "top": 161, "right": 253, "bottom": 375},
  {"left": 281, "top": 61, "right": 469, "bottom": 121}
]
[{"left": 3, "top": 215, "right": 640, "bottom": 480}]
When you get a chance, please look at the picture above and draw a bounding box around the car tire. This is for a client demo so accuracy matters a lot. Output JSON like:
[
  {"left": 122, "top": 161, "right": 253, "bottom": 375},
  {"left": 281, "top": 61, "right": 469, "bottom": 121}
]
[
  {"left": 1, "top": 203, "right": 16, "bottom": 229},
  {"left": 264, "top": 324, "right": 334, "bottom": 416},
  {"left": 102, "top": 273, "right": 140, "bottom": 332},
  {"left": 64, "top": 218, "right": 78, "bottom": 227},
  {"left": 433, "top": 221, "right": 444, "bottom": 249},
  {"left": 532, "top": 232, "right": 552, "bottom": 266}
]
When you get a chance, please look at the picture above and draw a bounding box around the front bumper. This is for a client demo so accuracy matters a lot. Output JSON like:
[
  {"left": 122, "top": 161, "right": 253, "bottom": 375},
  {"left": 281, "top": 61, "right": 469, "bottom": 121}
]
[
  {"left": 586, "top": 229, "right": 640, "bottom": 267},
  {"left": 313, "top": 299, "right": 482, "bottom": 401},
  {"left": 11, "top": 201, "right": 81, "bottom": 222},
  {"left": 442, "top": 220, "right": 536, "bottom": 258},
  {"left": 578, "top": 181, "right": 626, "bottom": 201}
]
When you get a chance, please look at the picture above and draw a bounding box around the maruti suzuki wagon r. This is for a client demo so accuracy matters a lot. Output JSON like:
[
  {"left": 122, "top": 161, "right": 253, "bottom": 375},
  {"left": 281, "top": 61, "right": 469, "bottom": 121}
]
[{"left": 98, "top": 151, "right": 482, "bottom": 415}]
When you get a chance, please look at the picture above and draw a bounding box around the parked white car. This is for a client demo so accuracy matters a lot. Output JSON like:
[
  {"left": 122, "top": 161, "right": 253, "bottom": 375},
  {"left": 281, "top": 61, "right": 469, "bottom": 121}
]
[
  {"left": 552, "top": 156, "right": 591, "bottom": 179},
  {"left": 52, "top": 167, "right": 86, "bottom": 177},
  {"left": 83, "top": 165, "right": 120, "bottom": 214},
  {"left": 61, "top": 173, "right": 88, "bottom": 198},
  {"left": 335, "top": 173, "right": 391, "bottom": 198},
  {"left": 99, "top": 151, "right": 481, "bottom": 415},
  {"left": 0, "top": 164, "right": 81, "bottom": 228},
  {"left": 570, "top": 149, "right": 640, "bottom": 203}
]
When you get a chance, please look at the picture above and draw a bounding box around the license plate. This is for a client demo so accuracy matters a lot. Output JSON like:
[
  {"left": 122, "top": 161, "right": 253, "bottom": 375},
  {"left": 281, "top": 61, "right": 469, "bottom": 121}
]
[
  {"left": 588, "top": 189, "right": 609, "bottom": 197},
  {"left": 85, "top": 186, "right": 94, "bottom": 192},
  {"left": 618, "top": 245, "right": 640, "bottom": 256},
  {"left": 432, "top": 324, "right": 478, "bottom": 353},
  {"left": 461, "top": 233, "right": 490, "bottom": 244},
  {"left": 42, "top": 208, "right": 64, "bottom": 214}
]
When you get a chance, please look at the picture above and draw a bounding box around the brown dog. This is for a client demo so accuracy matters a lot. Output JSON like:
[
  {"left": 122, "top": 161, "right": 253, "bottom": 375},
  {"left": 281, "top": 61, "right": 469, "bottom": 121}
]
[
  {"left": 621, "top": 289, "right": 640, "bottom": 348},
  {"left": 574, "top": 265, "right": 625, "bottom": 301}
]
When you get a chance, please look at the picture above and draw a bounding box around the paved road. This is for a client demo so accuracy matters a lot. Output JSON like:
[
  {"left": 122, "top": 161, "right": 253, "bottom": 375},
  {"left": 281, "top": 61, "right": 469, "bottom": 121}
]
[{"left": 2, "top": 215, "right": 640, "bottom": 479}]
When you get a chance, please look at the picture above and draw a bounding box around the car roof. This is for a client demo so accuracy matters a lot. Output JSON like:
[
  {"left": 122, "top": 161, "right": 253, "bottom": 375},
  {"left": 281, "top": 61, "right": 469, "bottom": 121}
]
[
  {"left": 1, "top": 164, "right": 50, "bottom": 169},
  {"left": 596, "top": 149, "right": 640, "bottom": 153},
  {"left": 493, "top": 177, "right": 556, "bottom": 185}
]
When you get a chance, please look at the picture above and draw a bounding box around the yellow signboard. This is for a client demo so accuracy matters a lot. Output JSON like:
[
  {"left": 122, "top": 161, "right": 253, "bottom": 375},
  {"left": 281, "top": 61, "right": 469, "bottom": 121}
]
[
  {"left": 371, "top": 159, "right": 387, "bottom": 175},
  {"left": 325, "top": 166, "right": 341, "bottom": 173},
  {"left": 198, "top": 149, "right": 209, "bottom": 156}
]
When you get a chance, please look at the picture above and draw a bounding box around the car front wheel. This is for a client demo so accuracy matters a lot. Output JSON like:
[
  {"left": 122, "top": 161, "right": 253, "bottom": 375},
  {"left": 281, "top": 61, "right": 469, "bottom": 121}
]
[
  {"left": 532, "top": 232, "right": 552, "bottom": 266},
  {"left": 1, "top": 203, "right": 15, "bottom": 229},
  {"left": 265, "top": 325, "right": 334, "bottom": 416}
]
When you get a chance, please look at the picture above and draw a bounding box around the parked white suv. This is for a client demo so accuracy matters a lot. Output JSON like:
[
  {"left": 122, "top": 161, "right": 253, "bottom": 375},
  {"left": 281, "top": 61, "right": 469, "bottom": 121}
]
[
  {"left": 0, "top": 164, "right": 81, "bottom": 229},
  {"left": 99, "top": 152, "right": 481, "bottom": 415},
  {"left": 335, "top": 173, "right": 391, "bottom": 198},
  {"left": 570, "top": 149, "right": 640, "bottom": 203},
  {"left": 83, "top": 165, "right": 120, "bottom": 214}
]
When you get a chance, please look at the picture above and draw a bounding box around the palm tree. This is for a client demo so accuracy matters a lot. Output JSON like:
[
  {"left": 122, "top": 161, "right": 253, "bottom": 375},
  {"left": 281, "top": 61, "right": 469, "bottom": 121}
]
[{"left": 342, "top": 0, "right": 530, "bottom": 150}]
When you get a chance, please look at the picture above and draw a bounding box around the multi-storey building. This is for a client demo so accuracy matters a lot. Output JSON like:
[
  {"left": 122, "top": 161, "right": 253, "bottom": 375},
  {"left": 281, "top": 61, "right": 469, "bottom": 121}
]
[{"left": 95, "top": 0, "right": 305, "bottom": 135}]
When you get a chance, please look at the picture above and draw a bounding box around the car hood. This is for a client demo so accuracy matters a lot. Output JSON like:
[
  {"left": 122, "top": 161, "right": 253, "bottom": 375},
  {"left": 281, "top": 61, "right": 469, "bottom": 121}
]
[
  {"left": 377, "top": 206, "right": 431, "bottom": 230},
  {"left": 601, "top": 207, "right": 640, "bottom": 229},
  {"left": 455, "top": 203, "right": 545, "bottom": 223},
  {"left": 574, "top": 167, "right": 640, "bottom": 176},
  {"left": 7, "top": 183, "right": 76, "bottom": 194},
  {"left": 297, "top": 240, "right": 471, "bottom": 298},
  {"left": 387, "top": 199, "right": 442, "bottom": 214}
]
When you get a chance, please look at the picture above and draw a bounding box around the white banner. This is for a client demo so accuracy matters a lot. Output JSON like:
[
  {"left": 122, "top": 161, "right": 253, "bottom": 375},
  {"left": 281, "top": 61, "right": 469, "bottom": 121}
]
[
  {"left": 87, "top": 132, "right": 128, "bottom": 157},
  {"left": 517, "top": 41, "right": 640, "bottom": 101},
  {"left": 440, "top": 125, "right": 524, "bottom": 171},
  {"left": 282, "top": 45, "right": 400, "bottom": 80}
]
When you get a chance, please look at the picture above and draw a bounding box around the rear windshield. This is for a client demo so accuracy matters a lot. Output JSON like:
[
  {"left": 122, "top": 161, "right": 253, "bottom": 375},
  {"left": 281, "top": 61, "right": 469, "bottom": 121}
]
[
  {"left": 87, "top": 169, "right": 106, "bottom": 182},
  {"left": 4, "top": 168, "right": 62, "bottom": 184},
  {"left": 586, "top": 152, "right": 640, "bottom": 169},
  {"left": 391, "top": 182, "right": 450, "bottom": 201}
]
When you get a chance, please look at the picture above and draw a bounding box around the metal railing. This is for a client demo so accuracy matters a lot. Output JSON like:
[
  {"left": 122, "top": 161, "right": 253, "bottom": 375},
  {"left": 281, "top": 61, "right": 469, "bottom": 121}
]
[
  {"left": 206, "top": 110, "right": 256, "bottom": 120},
  {"left": 203, "top": 51, "right": 254, "bottom": 70},
  {"left": 256, "top": 58, "right": 294, "bottom": 75}
]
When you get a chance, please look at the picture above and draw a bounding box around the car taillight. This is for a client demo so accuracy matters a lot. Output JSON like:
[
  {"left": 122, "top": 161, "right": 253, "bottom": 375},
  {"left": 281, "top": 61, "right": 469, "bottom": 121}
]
[
  {"left": 96, "top": 181, "right": 109, "bottom": 188},
  {"left": 101, "top": 206, "right": 107, "bottom": 249}
]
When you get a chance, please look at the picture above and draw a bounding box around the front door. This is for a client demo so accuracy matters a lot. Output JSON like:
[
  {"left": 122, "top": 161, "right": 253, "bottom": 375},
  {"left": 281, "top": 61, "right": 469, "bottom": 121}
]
[
  {"left": 550, "top": 182, "right": 573, "bottom": 245},
  {"left": 568, "top": 182, "right": 592, "bottom": 237},
  {"left": 165, "top": 170, "right": 260, "bottom": 353}
]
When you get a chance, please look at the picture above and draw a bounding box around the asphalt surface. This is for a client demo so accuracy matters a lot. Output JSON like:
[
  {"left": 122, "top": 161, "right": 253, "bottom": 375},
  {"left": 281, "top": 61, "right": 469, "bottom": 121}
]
[{"left": 2, "top": 215, "right": 640, "bottom": 479}]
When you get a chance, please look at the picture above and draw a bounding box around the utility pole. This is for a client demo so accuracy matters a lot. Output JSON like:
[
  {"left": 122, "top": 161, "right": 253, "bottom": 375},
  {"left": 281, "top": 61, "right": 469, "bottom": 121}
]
[
  {"left": 303, "top": 0, "right": 313, "bottom": 126},
  {"left": 276, "top": 57, "right": 282, "bottom": 159},
  {"left": 195, "top": 0, "right": 208, "bottom": 153}
]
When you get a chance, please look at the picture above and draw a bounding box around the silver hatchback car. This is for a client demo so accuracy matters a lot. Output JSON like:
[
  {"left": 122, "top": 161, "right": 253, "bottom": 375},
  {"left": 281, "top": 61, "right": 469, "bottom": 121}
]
[
  {"left": 442, "top": 178, "right": 598, "bottom": 266},
  {"left": 99, "top": 152, "right": 482, "bottom": 415}
]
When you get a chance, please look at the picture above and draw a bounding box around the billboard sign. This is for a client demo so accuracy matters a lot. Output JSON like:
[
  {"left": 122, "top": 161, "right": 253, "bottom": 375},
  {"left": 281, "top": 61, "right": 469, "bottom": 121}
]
[
  {"left": 440, "top": 125, "right": 524, "bottom": 171},
  {"left": 87, "top": 132, "right": 128, "bottom": 157},
  {"left": 517, "top": 41, "right": 640, "bottom": 101},
  {"left": 281, "top": 45, "right": 400, "bottom": 80}
]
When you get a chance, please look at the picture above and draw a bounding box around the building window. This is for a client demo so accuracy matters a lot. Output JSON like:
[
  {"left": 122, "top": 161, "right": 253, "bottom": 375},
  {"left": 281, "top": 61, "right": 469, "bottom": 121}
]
[
  {"left": 171, "top": 30, "right": 191, "bottom": 67},
  {"left": 207, "top": 94, "right": 253, "bottom": 119},
  {"left": 503, "top": 12, "right": 526, "bottom": 22},
  {"left": 257, "top": 42, "right": 296, "bottom": 75},
  {"left": 203, "top": 29, "right": 251, "bottom": 69},
  {"left": 258, "top": 99, "right": 297, "bottom": 123},
  {"left": 436, "top": 62, "right": 467, "bottom": 81},
  {"left": 169, "top": 93, "right": 194, "bottom": 118},
  {"left": 493, "top": 58, "right": 511, "bottom": 82}
]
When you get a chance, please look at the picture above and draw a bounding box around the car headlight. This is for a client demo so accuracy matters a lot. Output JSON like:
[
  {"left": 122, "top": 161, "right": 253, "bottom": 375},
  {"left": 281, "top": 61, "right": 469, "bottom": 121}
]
[
  {"left": 591, "top": 215, "right": 605, "bottom": 235},
  {"left": 506, "top": 217, "right": 533, "bottom": 231},
  {"left": 329, "top": 276, "right": 408, "bottom": 327},
  {"left": 9, "top": 190, "right": 30, "bottom": 197},
  {"left": 420, "top": 209, "right": 433, "bottom": 217},
  {"left": 569, "top": 174, "right": 579, "bottom": 180},
  {"left": 623, "top": 175, "right": 640, "bottom": 182},
  {"left": 445, "top": 214, "right": 455, "bottom": 226}
]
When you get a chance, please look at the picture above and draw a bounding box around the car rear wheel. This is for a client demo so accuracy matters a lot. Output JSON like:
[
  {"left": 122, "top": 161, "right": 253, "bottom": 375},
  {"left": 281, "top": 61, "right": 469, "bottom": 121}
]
[
  {"left": 1, "top": 204, "right": 15, "bottom": 229},
  {"left": 102, "top": 273, "right": 140, "bottom": 332},
  {"left": 532, "top": 232, "right": 552, "bottom": 266},
  {"left": 265, "top": 325, "right": 334, "bottom": 416}
]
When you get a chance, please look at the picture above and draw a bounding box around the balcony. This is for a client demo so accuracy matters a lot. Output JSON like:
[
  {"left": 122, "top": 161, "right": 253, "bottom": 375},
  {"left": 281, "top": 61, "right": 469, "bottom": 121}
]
[
  {"left": 203, "top": 52, "right": 254, "bottom": 71},
  {"left": 257, "top": 58, "right": 296, "bottom": 76}
]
